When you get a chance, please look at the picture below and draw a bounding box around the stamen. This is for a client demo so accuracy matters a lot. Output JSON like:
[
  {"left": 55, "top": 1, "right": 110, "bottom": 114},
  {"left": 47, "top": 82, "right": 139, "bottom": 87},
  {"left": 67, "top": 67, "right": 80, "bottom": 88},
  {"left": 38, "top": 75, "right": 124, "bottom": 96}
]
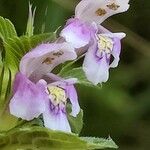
[
  {"left": 42, "top": 57, "right": 54, "bottom": 65},
  {"left": 106, "top": 3, "right": 120, "bottom": 11},
  {"left": 47, "top": 86, "right": 66, "bottom": 106},
  {"left": 95, "top": 8, "right": 107, "bottom": 16},
  {"left": 97, "top": 35, "right": 113, "bottom": 54}
]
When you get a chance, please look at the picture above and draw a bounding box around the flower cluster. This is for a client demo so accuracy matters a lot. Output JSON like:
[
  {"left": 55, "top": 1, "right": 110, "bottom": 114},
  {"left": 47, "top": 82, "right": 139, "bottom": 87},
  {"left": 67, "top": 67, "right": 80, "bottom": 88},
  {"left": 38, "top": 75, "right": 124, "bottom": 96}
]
[{"left": 9, "top": 0, "right": 130, "bottom": 133}]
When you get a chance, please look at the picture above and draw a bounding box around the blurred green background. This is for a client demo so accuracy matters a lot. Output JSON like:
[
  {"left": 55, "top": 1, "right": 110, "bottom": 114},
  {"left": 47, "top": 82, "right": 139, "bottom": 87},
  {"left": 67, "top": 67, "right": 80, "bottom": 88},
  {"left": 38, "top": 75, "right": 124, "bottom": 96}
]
[{"left": 0, "top": 0, "right": 150, "bottom": 149}]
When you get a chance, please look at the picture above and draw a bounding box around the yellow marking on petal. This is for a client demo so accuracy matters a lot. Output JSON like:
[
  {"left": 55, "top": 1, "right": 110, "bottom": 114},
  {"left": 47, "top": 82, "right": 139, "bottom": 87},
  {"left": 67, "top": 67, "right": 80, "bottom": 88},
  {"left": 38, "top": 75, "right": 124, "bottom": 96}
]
[
  {"left": 97, "top": 35, "right": 113, "bottom": 54},
  {"left": 42, "top": 57, "right": 54, "bottom": 65},
  {"left": 106, "top": 3, "right": 120, "bottom": 11},
  {"left": 95, "top": 8, "right": 107, "bottom": 16},
  {"left": 53, "top": 51, "right": 64, "bottom": 57},
  {"left": 47, "top": 86, "right": 66, "bottom": 106}
]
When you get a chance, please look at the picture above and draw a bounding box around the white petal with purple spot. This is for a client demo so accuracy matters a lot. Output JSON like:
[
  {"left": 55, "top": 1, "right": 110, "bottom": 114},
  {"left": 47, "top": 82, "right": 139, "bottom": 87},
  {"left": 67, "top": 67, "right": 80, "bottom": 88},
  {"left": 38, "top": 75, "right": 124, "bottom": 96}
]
[
  {"left": 20, "top": 42, "right": 77, "bottom": 81},
  {"left": 75, "top": 0, "right": 130, "bottom": 24}
]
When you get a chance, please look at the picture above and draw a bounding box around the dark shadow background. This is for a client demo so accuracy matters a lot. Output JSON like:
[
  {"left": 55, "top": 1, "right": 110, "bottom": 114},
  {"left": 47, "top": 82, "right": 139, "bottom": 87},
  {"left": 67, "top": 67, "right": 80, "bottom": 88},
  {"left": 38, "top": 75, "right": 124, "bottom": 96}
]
[{"left": 0, "top": 0, "right": 150, "bottom": 149}]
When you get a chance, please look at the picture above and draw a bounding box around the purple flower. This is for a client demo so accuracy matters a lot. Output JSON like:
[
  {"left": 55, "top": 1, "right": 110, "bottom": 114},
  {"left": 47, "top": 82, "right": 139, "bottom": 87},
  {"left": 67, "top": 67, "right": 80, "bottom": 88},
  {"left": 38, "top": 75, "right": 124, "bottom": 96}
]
[
  {"left": 9, "top": 73, "right": 80, "bottom": 132},
  {"left": 9, "top": 42, "right": 80, "bottom": 132},
  {"left": 83, "top": 28, "right": 125, "bottom": 85},
  {"left": 60, "top": 0, "right": 129, "bottom": 85},
  {"left": 42, "top": 73, "right": 80, "bottom": 132}
]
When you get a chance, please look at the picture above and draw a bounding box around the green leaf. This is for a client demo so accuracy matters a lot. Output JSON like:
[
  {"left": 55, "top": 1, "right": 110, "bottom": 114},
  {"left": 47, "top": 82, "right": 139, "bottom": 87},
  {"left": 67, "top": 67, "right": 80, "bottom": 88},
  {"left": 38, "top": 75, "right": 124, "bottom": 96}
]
[
  {"left": 0, "top": 17, "right": 19, "bottom": 131},
  {"left": 26, "top": 3, "right": 36, "bottom": 37},
  {"left": 0, "top": 126, "right": 86, "bottom": 150},
  {"left": 0, "top": 64, "right": 18, "bottom": 132},
  {"left": 0, "top": 126, "right": 118, "bottom": 150},
  {"left": 0, "top": 110, "right": 18, "bottom": 133},
  {"left": 0, "top": 16, "right": 17, "bottom": 104},
  {"left": 0, "top": 65, "right": 14, "bottom": 107},
  {"left": 59, "top": 67, "right": 96, "bottom": 87},
  {"left": 4, "top": 33, "right": 56, "bottom": 68},
  {"left": 0, "top": 16, "right": 17, "bottom": 61},
  {"left": 0, "top": 17, "right": 17, "bottom": 41},
  {"left": 81, "top": 137, "right": 118, "bottom": 149},
  {"left": 67, "top": 104, "right": 83, "bottom": 134},
  {"left": 59, "top": 54, "right": 85, "bottom": 75}
]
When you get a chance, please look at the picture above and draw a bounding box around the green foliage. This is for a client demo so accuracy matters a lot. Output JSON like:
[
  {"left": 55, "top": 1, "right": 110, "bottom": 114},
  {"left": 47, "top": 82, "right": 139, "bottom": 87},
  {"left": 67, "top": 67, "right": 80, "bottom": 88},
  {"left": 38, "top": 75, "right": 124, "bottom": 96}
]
[
  {"left": 0, "top": 65, "right": 12, "bottom": 106},
  {"left": 26, "top": 3, "right": 36, "bottom": 37},
  {"left": 59, "top": 67, "right": 93, "bottom": 87},
  {"left": 59, "top": 66, "right": 102, "bottom": 89},
  {"left": 81, "top": 137, "right": 118, "bottom": 149},
  {"left": 0, "top": 126, "right": 118, "bottom": 150},
  {"left": 67, "top": 104, "right": 83, "bottom": 134},
  {"left": 0, "top": 16, "right": 18, "bottom": 114},
  {"left": 0, "top": 17, "right": 17, "bottom": 41},
  {"left": 59, "top": 54, "right": 102, "bottom": 88}
]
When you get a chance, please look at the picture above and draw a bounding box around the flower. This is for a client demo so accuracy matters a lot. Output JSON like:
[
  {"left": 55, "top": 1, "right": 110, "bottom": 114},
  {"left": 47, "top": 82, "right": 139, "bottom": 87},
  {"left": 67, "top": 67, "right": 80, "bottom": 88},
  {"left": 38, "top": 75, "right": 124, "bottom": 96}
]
[
  {"left": 42, "top": 73, "right": 80, "bottom": 132},
  {"left": 9, "top": 72, "right": 80, "bottom": 132},
  {"left": 83, "top": 28, "right": 125, "bottom": 85},
  {"left": 60, "top": 0, "right": 130, "bottom": 85},
  {"left": 9, "top": 42, "right": 80, "bottom": 132}
]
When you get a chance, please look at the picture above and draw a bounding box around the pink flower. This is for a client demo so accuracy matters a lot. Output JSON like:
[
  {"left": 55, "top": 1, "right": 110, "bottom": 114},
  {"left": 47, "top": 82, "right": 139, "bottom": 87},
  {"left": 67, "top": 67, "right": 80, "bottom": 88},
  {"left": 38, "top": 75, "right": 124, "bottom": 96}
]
[
  {"left": 9, "top": 42, "right": 80, "bottom": 133},
  {"left": 60, "top": 0, "right": 129, "bottom": 85},
  {"left": 10, "top": 73, "right": 80, "bottom": 132}
]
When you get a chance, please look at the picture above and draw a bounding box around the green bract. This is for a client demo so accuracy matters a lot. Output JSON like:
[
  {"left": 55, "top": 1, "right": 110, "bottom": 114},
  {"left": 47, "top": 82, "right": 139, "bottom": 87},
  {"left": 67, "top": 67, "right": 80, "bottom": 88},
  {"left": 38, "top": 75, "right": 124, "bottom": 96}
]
[{"left": 0, "top": 126, "right": 118, "bottom": 150}]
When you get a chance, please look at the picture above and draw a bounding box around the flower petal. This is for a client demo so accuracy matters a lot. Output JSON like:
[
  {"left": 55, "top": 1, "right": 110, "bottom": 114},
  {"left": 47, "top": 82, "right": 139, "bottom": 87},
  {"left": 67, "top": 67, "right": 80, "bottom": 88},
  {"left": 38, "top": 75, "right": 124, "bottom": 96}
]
[
  {"left": 99, "top": 32, "right": 126, "bottom": 39},
  {"left": 75, "top": 0, "right": 130, "bottom": 24},
  {"left": 60, "top": 19, "right": 93, "bottom": 49},
  {"left": 9, "top": 73, "right": 47, "bottom": 121},
  {"left": 20, "top": 42, "right": 77, "bottom": 80},
  {"left": 66, "top": 85, "right": 80, "bottom": 117},
  {"left": 110, "top": 37, "right": 121, "bottom": 68},
  {"left": 43, "top": 103, "right": 71, "bottom": 132},
  {"left": 83, "top": 41, "right": 109, "bottom": 85}
]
